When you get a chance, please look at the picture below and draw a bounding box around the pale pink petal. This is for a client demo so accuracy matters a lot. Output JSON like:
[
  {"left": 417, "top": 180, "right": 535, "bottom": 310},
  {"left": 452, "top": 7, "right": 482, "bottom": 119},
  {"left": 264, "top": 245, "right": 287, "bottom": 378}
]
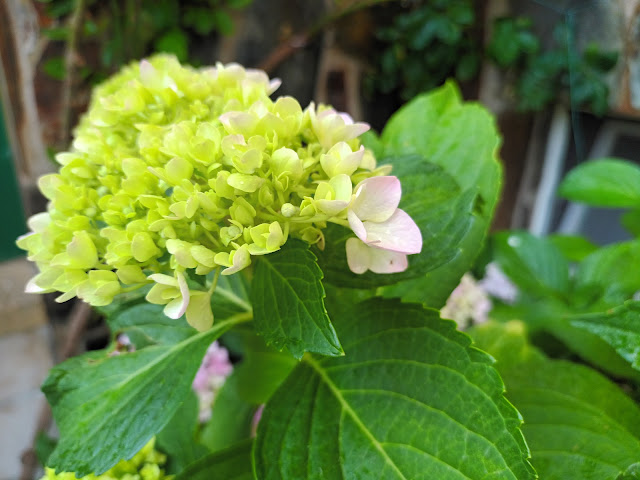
[
  {"left": 351, "top": 176, "right": 401, "bottom": 223},
  {"left": 361, "top": 209, "right": 422, "bottom": 254},
  {"left": 368, "top": 248, "right": 408, "bottom": 274},
  {"left": 345, "top": 237, "right": 370, "bottom": 274},
  {"left": 346, "top": 237, "right": 409, "bottom": 274},
  {"left": 347, "top": 210, "right": 367, "bottom": 242}
]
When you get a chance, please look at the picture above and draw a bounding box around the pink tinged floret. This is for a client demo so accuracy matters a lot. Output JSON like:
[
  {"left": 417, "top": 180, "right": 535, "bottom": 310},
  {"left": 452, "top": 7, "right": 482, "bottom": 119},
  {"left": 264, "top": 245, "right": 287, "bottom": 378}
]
[
  {"left": 346, "top": 238, "right": 408, "bottom": 274},
  {"left": 347, "top": 176, "right": 422, "bottom": 255}
]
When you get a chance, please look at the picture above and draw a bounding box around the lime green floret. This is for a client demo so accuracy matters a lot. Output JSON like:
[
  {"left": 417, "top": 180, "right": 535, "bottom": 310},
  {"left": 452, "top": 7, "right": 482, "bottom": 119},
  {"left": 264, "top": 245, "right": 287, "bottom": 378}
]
[
  {"left": 40, "top": 438, "right": 171, "bottom": 479},
  {"left": 17, "top": 54, "right": 386, "bottom": 330}
]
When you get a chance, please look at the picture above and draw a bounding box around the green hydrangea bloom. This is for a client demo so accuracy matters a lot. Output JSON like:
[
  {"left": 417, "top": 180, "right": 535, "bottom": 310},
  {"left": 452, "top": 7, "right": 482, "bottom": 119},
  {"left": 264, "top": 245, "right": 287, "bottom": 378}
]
[
  {"left": 18, "top": 55, "right": 387, "bottom": 330},
  {"left": 40, "top": 438, "right": 171, "bottom": 480}
]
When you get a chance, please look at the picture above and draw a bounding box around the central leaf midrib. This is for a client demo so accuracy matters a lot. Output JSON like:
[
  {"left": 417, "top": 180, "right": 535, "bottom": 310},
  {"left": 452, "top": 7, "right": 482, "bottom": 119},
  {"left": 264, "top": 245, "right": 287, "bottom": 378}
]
[{"left": 304, "top": 355, "right": 409, "bottom": 480}]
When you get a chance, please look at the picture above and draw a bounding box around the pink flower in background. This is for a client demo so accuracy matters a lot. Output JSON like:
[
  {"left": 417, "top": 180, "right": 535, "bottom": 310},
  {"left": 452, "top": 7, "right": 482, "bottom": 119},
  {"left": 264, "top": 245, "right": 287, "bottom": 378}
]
[
  {"left": 441, "top": 273, "right": 492, "bottom": 329},
  {"left": 345, "top": 176, "right": 422, "bottom": 274},
  {"left": 193, "top": 341, "right": 233, "bottom": 422},
  {"left": 251, "top": 404, "right": 265, "bottom": 437},
  {"left": 479, "top": 262, "right": 518, "bottom": 304}
]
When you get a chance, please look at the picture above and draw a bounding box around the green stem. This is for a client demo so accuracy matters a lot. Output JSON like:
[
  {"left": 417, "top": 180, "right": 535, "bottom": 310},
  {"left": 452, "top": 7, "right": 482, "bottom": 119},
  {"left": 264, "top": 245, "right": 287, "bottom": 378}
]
[{"left": 208, "top": 267, "right": 222, "bottom": 295}]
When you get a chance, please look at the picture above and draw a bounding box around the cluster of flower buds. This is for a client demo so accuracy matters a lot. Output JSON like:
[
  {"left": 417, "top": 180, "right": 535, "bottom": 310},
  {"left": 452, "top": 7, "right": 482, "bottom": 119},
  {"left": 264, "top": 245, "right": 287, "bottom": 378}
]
[
  {"left": 18, "top": 55, "right": 421, "bottom": 330},
  {"left": 40, "top": 438, "right": 168, "bottom": 479}
]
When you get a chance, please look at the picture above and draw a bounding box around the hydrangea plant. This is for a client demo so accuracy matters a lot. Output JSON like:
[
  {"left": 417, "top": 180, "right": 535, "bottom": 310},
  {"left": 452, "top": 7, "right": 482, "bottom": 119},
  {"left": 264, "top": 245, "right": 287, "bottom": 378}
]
[{"left": 20, "top": 56, "right": 542, "bottom": 479}]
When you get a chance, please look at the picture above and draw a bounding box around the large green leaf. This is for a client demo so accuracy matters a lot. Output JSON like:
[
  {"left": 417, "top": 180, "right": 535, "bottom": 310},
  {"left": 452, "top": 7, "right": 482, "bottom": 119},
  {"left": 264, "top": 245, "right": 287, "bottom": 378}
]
[
  {"left": 472, "top": 321, "right": 640, "bottom": 480},
  {"left": 380, "top": 82, "right": 501, "bottom": 218},
  {"left": 253, "top": 299, "right": 535, "bottom": 479},
  {"left": 175, "top": 439, "right": 253, "bottom": 480},
  {"left": 559, "top": 158, "right": 640, "bottom": 207},
  {"left": 318, "top": 81, "right": 501, "bottom": 295},
  {"left": 43, "top": 314, "right": 249, "bottom": 476},
  {"left": 251, "top": 239, "right": 341, "bottom": 359}
]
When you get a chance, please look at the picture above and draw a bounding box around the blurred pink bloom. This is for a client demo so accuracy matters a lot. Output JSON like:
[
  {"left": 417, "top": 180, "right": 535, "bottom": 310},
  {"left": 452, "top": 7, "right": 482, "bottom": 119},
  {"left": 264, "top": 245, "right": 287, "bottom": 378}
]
[
  {"left": 345, "top": 176, "right": 422, "bottom": 274},
  {"left": 193, "top": 341, "right": 233, "bottom": 422},
  {"left": 441, "top": 273, "right": 492, "bottom": 329},
  {"left": 479, "top": 263, "right": 518, "bottom": 304}
]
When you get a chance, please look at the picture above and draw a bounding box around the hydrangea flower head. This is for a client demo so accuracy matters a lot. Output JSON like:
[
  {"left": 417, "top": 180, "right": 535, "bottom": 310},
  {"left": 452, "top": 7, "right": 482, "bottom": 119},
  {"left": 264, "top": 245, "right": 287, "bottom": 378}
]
[{"left": 18, "top": 55, "right": 422, "bottom": 329}]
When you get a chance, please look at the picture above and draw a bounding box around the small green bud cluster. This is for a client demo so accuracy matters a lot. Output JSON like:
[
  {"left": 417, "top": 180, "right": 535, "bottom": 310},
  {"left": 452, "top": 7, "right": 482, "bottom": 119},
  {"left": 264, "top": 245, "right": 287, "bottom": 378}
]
[
  {"left": 18, "top": 55, "right": 387, "bottom": 330},
  {"left": 40, "top": 438, "right": 169, "bottom": 479}
]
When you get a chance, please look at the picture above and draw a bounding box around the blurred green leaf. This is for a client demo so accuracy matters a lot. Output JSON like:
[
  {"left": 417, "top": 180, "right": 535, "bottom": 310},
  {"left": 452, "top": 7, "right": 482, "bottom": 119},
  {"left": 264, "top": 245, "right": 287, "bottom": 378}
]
[
  {"left": 42, "top": 57, "right": 66, "bottom": 81},
  {"left": 559, "top": 158, "right": 640, "bottom": 208},
  {"left": 154, "top": 28, "right": 189, "bottom": 61},
  {"left": 548, "top": 234, "right": 598, "bottom": 262},
  {"left": 42, "top": 26, "right": 69, "bottom": 41}
]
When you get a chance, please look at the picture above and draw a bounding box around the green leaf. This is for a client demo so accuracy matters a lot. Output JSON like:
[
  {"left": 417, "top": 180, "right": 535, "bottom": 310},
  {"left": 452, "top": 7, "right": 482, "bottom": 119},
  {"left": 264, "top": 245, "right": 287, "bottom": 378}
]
[
  {"left": 548, "top": 234, "right": 598, "bottom": 262},
  {"left": 570, "top": 301, "right": 640, "bottom": 371},
  {"left": 175, "top": 439, "right": 253, "bottom": 480},
  {"left": 575, "top": 241, "right": 640, "bottom": 307},
  {"left": 199, "top": 373, "right": 256, "bottom": 452},
  {"left": 42, "top": 26, "right": 69, "bottom": 41},
  {"left": 251, "top": 239, "right": 341, "bottom": 359},
  {"left": 381, "top": 82, "right": 502, "bottom": 218},
  {"left": 42, "top": 57, "right": 66, "bottom": 80},
  {"left": 35, "top": 432, "right": 57, "bottom": 467},
  {"left": 43, "top": 315, "right": 248, "bottom": 476},
  {"left": 154, "top": 29, "right": 189, "bottom": 62},
  {"left": 182, "top": 7, "right": 218, "bottom": 35},
  {"left": 559, "top": 158, "right": 640, "bottom": 207},
  {"left": 157, "top": 390, "right": 206, "bottom": 473},
  {"left": 108, "top": 303, "right": 194, "bottom": 347},
  {"left": 212, "top": 10, "right": 234, "bottom": 36},
  {"left": 254, "top": 299, "right": 536, "bottom": 479},
  {"left": 492, "top": 231, "right": 569, "bottom": 298},
  {"left": 622, "top": 209, "right": 640, "bottom": 237},
  {"left": 471, "top": 321, "right": 640, "bottom": 480}
]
